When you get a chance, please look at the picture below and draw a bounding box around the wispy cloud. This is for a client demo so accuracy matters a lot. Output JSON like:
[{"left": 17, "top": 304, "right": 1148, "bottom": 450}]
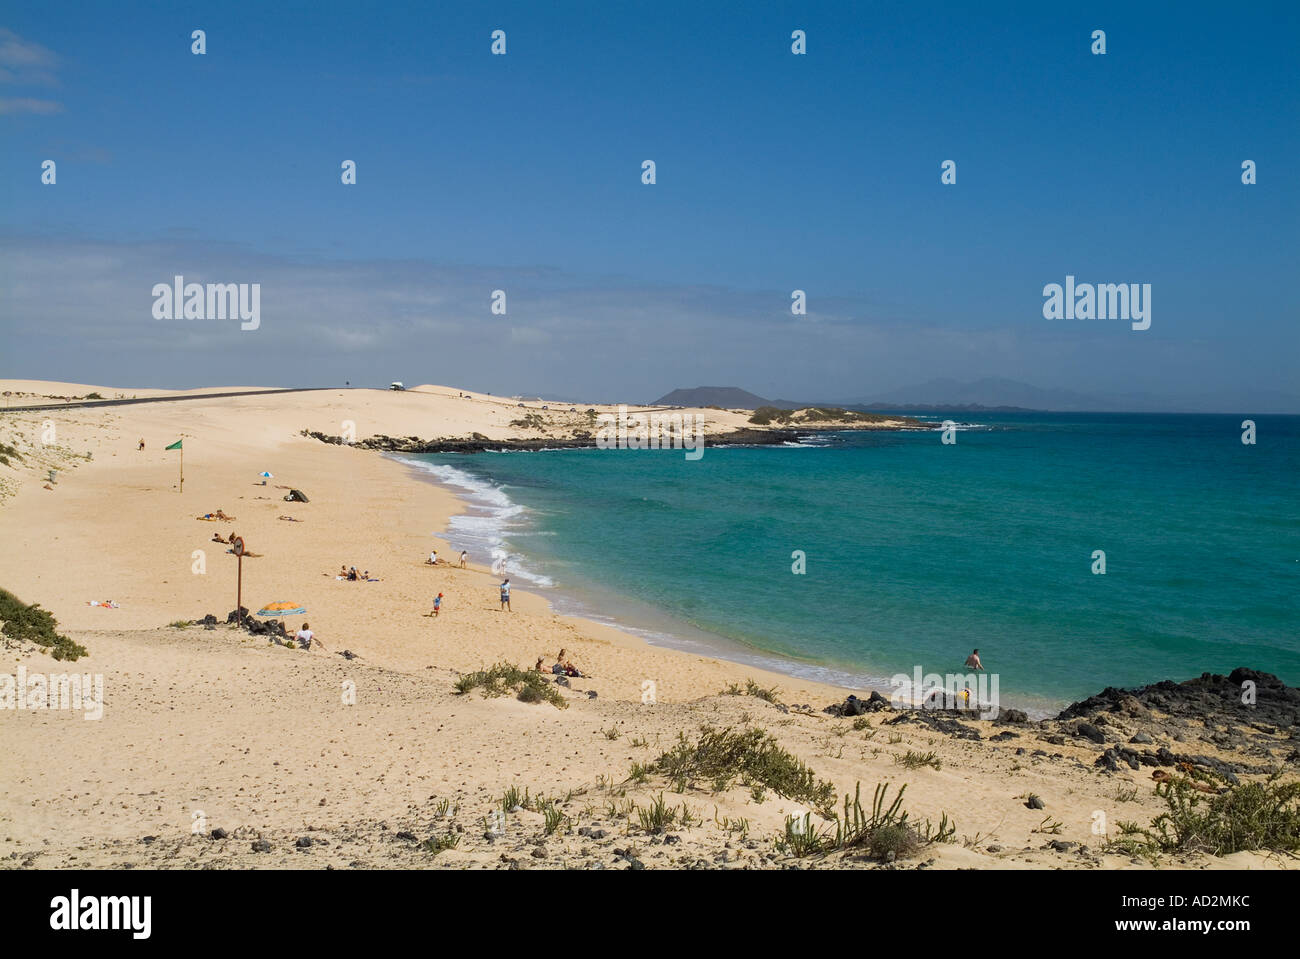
[
  {"left": 0, "top": 231, "right": 1293, "bottom": 409},
  {"left": 0, "top": 96, "right": 62, "bottom": 115},
  {"left": 0, "top": 28, "right": 60, "bottom": 83},
  {"left": 0, "top": 28, "right": 62, "bottom": 114}
]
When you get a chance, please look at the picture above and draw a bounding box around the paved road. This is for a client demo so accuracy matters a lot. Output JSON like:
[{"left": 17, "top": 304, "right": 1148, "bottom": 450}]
[{"left": 0, "top": 387, "right": 346, "bottom": 414}]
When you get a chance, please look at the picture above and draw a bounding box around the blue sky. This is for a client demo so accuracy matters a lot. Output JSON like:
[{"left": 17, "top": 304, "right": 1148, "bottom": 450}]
[{"left": 2, "top": 1, "right": 1297, "bottom": 408}]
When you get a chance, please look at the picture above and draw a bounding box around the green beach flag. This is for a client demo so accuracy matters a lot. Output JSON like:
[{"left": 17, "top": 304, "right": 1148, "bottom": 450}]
[{"left": 166, "top": 439, "right": 183, "bottom": 492}]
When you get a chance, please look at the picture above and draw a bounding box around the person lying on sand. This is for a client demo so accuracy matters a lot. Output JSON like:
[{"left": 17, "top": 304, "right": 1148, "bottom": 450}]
[
  {"left": 211, "top": 533, "right": 228, "bottom": 544},
  {"left": 278, "top": 515, "right": 303, "bottom": 522}
]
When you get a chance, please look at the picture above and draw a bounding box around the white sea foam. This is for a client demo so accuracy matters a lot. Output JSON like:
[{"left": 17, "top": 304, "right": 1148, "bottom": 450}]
[
  {"left": 392, "top": 456, "right": 553, "bottom": 587},
  {"left": 392, "top": 454, "right": 1058, "bottom": 717}
]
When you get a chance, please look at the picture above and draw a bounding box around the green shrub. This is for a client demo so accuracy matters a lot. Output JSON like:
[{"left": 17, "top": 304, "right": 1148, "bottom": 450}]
[
  {"left": 867, "top": 823, "right": 920, "bottom": 861},
  {"left": 719, "top": 678, "right": 782, "bottom": 705},
  {"left": 0, "top": 587, "right": 87, "bottom": 660},
  {"left": 637, "top": 793, "right": 676, "bottom": 833},
  {"left": 894, "top": 750, "right": 942, "bottom": 770},
  {"left": 748, "top": 406, "right": 793, "bottom": 426},
  {"left": 655, "top": 725, "right": 836, "bottom": 814},
  {"left": 1114, "top": 769, "right": 1300, "bottom": 857},
  {"left": 455, "top": 662, "right": 566, "bottom": 708}
]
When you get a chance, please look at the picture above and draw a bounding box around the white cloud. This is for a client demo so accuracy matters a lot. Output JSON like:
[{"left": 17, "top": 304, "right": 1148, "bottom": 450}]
[
  {"left": 0, "top": 96, "right": 62, "bottom": 115},
  {"left": 0, "top": 231, "right": 1292, "bottom": 408},
  {"left": 0, "top": 28, "right": 61, "bottom": 86}
]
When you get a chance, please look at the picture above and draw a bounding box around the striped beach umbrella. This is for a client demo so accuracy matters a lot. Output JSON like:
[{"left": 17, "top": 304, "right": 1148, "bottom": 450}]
[{"left": 257, "top": 602, "right": 306, "bottom": 616}]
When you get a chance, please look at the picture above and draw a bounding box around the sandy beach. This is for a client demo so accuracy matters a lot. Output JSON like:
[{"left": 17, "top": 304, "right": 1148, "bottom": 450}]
[{"left": 0, "top": 382, "right": 1293, "bottom": 870}]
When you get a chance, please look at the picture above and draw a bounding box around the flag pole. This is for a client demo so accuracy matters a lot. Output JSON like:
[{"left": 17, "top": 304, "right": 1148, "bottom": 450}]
[{"left": 180, "top": 444, "right": 184, "bottom": 493}]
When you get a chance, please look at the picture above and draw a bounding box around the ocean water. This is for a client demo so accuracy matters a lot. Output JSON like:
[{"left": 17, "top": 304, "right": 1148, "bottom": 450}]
[{"left": 399, "top": 413, "right": 1300, "bottom": 715}]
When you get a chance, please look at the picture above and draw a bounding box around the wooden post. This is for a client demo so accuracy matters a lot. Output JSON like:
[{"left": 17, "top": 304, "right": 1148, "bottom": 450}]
[
  {"left": 179, "top": 444, "right": 184, "bottom": 493},
  {"left": 232, "top": 537, "right": 245, "bottom": 626}
]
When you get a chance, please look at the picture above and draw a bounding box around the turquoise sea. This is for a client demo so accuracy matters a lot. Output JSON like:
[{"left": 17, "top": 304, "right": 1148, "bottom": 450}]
[{"left": 399, "top": 413, "right": 1299, "bottom": 716}]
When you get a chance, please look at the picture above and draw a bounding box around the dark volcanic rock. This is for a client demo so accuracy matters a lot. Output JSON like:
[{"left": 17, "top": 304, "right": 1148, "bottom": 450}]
[
  {"left": 1075, "top": 722, "right": 1106, "bottom": 744},
  {"left": 1057, "top": 669, "right": 1299, "bottom": 730},
  {"left": 824, "top": 693, "right": 891, "bottom": 717},
  {"left": 301, "top": 426, "right": 822, "bottom": 454}
]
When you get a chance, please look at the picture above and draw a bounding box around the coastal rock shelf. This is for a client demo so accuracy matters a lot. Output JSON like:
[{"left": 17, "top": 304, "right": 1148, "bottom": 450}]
[{"left": 300, "top": 427, "right": 813, "bottom": 452}]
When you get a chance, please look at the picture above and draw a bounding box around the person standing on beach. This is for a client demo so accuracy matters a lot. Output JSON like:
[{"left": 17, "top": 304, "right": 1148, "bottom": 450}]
[
  {"left": 458, "top": 550, "right": 468, "bottom": 568},
  {"left": 499, "top": 578, "right": 511, "bottom": 612},
  {"left": 431, "top": 593, "right": 443, "bottom": 618},
  {"left": 965, "top": 649, "right": 984, "bottom": 670}
]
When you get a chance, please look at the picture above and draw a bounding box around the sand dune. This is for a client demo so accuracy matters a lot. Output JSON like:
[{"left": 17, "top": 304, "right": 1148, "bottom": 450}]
[{"left": 0, "top": 382, "right": 1290, "bottom": 869}]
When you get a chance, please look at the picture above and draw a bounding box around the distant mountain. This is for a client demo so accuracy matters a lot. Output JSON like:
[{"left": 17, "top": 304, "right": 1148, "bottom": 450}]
[
  {"left": 652, "top": 386, "right": 776, "bottom": 408},
  {"left": 850, "top": 378, "right": 1300, "bottom": 414},
  {"left": 852, "top": 378, "right": 1112, "bottom": 411},
  {"left": 847, "top": 401, "right": 1034, "bottom": 413},
  {"left": 652, "top": 379, "right": 1300, "bottom": 415}
]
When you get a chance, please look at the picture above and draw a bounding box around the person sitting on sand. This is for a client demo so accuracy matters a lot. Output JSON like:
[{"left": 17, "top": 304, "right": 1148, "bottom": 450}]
[
  {"left": 347, "top": 566, "right": 359, "bottom": 581},
  {"left": 535, "top": 656, "right": 546, "bottom": 672},
  {"left": 499, "top": 578, "right": 511, "bottom": 611},
  {"left": 427, "top": 550, "right": 439, "bottom": 565},
  {"left": 965, "top": 648, "right": 984, "bottom": 671},
  {"left": 138, "top": 438, "right": 145, "bottom": 450},
  {"left": 556, "top": 648, "right": 584, "bottom": 678},
  {"left": 296, "top": 622, "right": 325, "bottom": 652}
]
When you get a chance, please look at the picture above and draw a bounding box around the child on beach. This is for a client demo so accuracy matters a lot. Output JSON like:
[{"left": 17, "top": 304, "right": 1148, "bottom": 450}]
[
  {"left": 458, "top": 550, "right": 468, "bottom": 568},
  {"left": 431, "top": 593, "right": 443, "bottom": 617},
  {"left": 499, "top": 579, "right": 511, "bottom": 611}
]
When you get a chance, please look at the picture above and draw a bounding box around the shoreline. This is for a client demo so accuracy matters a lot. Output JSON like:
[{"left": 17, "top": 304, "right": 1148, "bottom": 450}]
[
  {"left": 395, "top": 449, "right": 1078, "bottom": 718},
  {"left": 2, "top": 380, "right": 1295, "bottom": 872}
]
